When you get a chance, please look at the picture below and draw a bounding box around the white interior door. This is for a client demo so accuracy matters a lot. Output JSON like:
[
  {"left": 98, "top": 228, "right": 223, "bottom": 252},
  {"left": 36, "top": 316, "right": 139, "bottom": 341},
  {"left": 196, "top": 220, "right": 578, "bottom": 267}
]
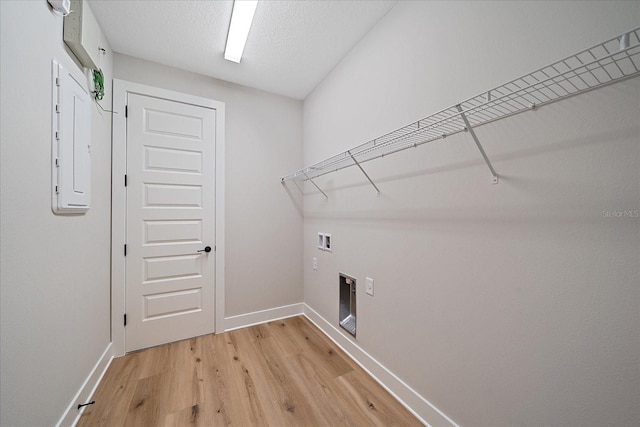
[{"left": 125, "top": 93, "right": 216, "bottom": 352}]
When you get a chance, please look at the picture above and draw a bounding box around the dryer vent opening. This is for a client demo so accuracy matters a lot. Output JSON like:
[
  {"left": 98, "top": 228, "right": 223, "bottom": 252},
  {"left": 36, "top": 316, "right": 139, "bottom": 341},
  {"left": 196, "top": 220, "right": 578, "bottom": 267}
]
[{"left": 339, "top": 273, "right": 356, "bottom": 337}]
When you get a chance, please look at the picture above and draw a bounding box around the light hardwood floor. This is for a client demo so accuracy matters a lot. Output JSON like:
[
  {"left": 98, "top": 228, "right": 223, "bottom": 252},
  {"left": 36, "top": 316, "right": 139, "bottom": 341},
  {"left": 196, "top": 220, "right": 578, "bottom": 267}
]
[{"left": 78, "top": 315, "right": 422, "bottom": 426}]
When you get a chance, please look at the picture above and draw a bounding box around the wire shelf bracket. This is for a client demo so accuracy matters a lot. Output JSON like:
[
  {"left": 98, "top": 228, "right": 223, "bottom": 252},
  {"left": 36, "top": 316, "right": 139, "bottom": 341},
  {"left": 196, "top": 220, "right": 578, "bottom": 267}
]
[
  {"left": 348, "top": 150, "right": 381, "bottom": 196},
  {"left": 281, "top": 28, "right": 640, "bottom": 196},
  {"left": 304, "top": 172, "right": 328, "bottom": 199},
  {"left": 456, "top": 104, "right": 499, "bottom": 184}
]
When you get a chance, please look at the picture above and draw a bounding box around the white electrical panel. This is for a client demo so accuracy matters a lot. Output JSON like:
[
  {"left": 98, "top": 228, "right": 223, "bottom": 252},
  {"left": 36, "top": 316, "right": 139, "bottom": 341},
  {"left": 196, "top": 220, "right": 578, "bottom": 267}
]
[{"left": 52, "top": 59, "right": 91, "bottom": 214}]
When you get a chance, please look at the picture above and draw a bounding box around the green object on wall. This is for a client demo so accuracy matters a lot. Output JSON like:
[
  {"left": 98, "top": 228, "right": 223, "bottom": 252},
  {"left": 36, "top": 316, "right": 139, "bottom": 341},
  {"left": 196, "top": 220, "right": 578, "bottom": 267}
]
[{"left": 92, "top": 68, "right": 105, "bottom": 101}]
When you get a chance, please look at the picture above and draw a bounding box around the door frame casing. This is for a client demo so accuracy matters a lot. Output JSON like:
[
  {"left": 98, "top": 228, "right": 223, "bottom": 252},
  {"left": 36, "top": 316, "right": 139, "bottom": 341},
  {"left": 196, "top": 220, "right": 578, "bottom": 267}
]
[{"left": 111, "top": 80, "right": 225, "bottom": 356}]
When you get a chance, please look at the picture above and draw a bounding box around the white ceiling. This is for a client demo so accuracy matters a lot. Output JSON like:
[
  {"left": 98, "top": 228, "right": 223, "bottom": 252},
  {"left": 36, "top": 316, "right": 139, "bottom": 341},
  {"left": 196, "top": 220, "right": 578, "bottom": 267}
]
[{"left": 87, "top": 0, "right": 397, "bottom": 100}]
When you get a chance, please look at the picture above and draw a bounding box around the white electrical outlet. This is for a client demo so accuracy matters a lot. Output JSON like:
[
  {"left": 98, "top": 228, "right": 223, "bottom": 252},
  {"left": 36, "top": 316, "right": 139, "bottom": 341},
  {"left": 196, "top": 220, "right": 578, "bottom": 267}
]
[
  {"left": 312, "top": 257, "right": 317, "bottom": 270},
  {"left": 366, "top": 277, "right": 374, "bottom": 296}
]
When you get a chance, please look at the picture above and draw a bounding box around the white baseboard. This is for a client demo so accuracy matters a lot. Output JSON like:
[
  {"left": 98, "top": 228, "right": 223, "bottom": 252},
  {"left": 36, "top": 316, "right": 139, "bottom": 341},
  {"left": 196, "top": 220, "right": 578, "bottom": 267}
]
[
  {"left": 223, "top": 302, "right": 304, "bottom": 332},
  {"left": 303, "top": 304, "right": 458, "bottom": 427},
  {"left": 56, "top": 343, "right": 114, "bottom": 427}
]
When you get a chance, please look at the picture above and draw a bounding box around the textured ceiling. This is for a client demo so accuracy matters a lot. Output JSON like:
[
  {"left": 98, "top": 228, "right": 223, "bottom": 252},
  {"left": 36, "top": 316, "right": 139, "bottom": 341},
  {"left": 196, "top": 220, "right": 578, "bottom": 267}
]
[{"left": 87, "top": 0, "right": 397, "bottom": 100}]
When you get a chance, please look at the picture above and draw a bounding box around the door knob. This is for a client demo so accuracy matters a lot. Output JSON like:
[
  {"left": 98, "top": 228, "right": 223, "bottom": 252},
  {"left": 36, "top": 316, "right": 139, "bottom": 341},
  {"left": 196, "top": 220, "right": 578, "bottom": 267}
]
[{"left": 198, "top": 246, "right": 212, "bottom": 253}]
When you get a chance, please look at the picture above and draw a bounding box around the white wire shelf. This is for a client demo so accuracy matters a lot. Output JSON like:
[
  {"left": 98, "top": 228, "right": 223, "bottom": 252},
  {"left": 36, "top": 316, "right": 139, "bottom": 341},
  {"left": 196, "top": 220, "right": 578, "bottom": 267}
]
[{"left": 282, "top": 28, "right": 640, "bottom": 193}]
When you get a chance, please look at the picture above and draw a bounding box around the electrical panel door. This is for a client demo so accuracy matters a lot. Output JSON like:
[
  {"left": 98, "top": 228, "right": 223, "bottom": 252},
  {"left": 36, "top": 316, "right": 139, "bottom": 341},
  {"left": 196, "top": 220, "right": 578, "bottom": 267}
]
[{"left": 52, "top": 59, "right": 91, "bottom": 214}]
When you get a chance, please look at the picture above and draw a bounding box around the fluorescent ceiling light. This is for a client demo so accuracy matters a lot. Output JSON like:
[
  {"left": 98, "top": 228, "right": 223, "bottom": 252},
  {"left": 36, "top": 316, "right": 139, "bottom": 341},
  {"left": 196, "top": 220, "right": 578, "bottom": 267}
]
[{"left": 224, "top": 0, "right": 258, "bottom": 63}]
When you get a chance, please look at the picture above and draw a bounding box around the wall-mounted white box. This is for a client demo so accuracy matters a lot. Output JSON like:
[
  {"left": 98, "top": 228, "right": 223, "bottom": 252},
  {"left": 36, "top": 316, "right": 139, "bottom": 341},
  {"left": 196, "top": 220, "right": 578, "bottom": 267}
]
[
  {"left": 63, "top": 0, "right": 102, "bottom": 69},
  {"left": 52, "top": 59, "right": 91, "bottom": 214}
]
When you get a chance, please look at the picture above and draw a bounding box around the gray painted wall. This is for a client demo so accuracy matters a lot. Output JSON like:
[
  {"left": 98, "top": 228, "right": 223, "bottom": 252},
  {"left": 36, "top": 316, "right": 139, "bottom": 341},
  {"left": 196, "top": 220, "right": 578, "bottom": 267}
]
[
  {"left": 302, "top": 1, "right": 639, "bottom": 426},
  {"left": 0, "top": 1, "right": 113, "bottom": 425}
]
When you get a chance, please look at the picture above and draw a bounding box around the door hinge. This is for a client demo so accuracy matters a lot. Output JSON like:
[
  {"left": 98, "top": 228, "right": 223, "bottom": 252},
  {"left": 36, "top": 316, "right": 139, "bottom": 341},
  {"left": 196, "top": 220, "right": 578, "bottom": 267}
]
[
  {"left": 124, "top": 174, "right": 127, "bottom": 187},
  {"left": 125, "top": 105, "right": 128, "bottom": 118},
  {"left": 124, "top": 244, "right": 127, "bottom": 256},
  {"left": 124, "top": 314, "right": 127, "bottom": 326}
]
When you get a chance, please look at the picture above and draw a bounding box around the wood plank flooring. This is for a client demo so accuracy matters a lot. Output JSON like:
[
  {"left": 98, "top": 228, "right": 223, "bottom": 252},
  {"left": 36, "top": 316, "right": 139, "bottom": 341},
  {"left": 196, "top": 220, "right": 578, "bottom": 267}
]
[{"left": 78, "top": 316, "right": 421, "bottom": 426}]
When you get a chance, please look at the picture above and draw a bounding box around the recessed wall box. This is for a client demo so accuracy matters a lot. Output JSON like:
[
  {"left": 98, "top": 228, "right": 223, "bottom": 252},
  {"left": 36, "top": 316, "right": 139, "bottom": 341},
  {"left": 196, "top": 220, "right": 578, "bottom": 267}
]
[
  {"left": 52, "top": 59, "right": 91, "bottom": 214},
  {"left": 318, "top": 232, "right": 332, "bottom": 251},
  {"left": 318, "top": 233, "right": 325, "bottom": 250},
  {"left": 339, "top": 273, "right": 356, "bottom": 337}
]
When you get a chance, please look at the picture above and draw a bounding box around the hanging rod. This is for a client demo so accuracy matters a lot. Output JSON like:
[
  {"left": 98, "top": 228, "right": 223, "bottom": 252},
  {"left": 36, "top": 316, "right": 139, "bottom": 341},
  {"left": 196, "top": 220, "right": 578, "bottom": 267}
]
[{"left": 281, "top": 28, "right": 640, "bottom": 191}]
